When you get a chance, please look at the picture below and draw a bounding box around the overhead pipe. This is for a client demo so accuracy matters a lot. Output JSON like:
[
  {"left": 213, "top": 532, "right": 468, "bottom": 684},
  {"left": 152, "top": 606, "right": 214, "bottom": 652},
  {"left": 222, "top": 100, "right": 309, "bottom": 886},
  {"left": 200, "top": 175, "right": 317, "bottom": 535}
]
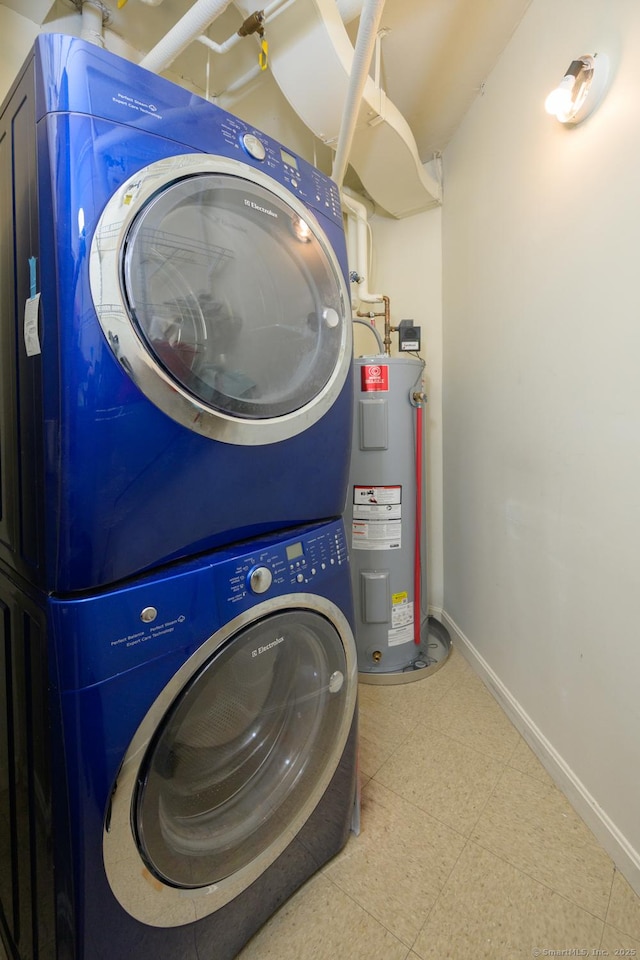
[
  {"left": 342, "top": 188, "right": 384, "bottom": 306},
  {"left": 214, "top": 61, "right": 262, "bottom": 99},
  {"left": 140, "top": 0, "right": 235, "bottom": 73},
  {"left": 141, "top": 0, "right": 296, "bottom": 76},
  {"left": 197, "top": 32, "right": 242, "bottom": 56},
  {"left": 81, "top": 0, "right": 105, "bottom": 47},
  {"left": 332, "top": 0, "right": 386, "bottom": 190}
]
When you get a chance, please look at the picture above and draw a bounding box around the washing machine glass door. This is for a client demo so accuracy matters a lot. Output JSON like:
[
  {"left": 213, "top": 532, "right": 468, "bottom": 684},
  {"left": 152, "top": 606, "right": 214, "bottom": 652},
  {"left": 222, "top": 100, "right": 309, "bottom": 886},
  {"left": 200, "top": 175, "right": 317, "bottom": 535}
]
[
  {"left": 90, "top": 155, "right": 351, "bottom": 445},
  {"left": 133, "top": 608, "right": 353, "bottom": 896}
]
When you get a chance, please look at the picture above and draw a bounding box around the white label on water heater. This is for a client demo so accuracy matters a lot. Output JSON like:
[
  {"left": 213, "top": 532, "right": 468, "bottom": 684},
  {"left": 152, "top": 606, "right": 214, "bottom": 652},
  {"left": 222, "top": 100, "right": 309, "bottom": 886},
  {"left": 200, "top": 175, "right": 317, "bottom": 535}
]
[
  {"left": 353, "top": 502, "right": 401, "bottom": 521},
  {"left": 352, "top": 485, "right": 402, "bottom": 550},
  {"left": 388, "top": 624, "right": 413, "bottom": 647},
  {"left": 391, "top": 600, "right": 414, "bottom": 628},
  {"left": 351, "top": 519, "right": 401, "bottom": 550}
]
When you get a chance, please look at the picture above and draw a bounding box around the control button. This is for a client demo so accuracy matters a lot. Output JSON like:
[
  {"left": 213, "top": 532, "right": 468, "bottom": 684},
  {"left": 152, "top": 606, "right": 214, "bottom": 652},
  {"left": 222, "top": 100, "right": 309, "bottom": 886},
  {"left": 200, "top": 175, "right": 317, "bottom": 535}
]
[
  {"left": 247, "top": 565, "right": 273, "bottom": 594},
  {"left": 291, "top": 177, "right": 298, "bottom": 188},
  {"left": 242, "top": 133, "right": 266, "bottom": 161},
  {"left": 140, "top": 606, "right": 157, "bottom": 623},
  {"left": 296, "top": 573, "right": 304, "bottom": 583}
]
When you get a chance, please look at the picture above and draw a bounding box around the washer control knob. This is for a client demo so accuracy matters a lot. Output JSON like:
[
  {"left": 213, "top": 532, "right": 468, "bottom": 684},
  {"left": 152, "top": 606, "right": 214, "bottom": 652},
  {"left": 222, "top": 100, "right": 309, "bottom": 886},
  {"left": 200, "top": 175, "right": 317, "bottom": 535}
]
[
  {"left": 242, "top": 133, "right": 266, "bottom": 161},
  {"left": 248, "top": 565, "right": 273, "bottom": 594}
]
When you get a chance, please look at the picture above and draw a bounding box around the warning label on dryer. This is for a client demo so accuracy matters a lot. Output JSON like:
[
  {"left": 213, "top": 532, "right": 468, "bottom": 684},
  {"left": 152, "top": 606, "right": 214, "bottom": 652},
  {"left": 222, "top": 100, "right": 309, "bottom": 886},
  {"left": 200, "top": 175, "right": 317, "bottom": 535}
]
[{"left": 352, "top": 485, "right": 402, "bottom": 550}]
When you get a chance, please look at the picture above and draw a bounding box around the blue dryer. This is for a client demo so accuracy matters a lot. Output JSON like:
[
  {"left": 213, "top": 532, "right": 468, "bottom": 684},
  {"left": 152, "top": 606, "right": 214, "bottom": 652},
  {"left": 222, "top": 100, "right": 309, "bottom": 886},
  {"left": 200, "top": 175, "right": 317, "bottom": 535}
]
[
  {"left": 0, "top": 34, "right": 352, "bottom": 593},
  {"left": 0, "top": 518, "right": 358, "bottom": 960}
]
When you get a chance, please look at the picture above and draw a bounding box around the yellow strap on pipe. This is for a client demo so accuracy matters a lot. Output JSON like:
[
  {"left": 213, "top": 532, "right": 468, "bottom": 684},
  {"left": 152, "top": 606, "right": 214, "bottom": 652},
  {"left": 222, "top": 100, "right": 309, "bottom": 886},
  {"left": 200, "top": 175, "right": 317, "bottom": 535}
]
[{"left": 259, "top": 38, "right": 268, "bottom": 71}]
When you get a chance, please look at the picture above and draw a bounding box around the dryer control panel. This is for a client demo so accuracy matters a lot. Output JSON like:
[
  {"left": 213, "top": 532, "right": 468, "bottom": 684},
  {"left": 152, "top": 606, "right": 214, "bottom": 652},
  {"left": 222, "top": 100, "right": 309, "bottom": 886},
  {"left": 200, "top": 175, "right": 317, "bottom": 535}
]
[
  {"left": 223, "top": 521, "right": 349, "bottom": 608},
  {"left": 218, "top": 113, "right": 342, "bottom": 225}
]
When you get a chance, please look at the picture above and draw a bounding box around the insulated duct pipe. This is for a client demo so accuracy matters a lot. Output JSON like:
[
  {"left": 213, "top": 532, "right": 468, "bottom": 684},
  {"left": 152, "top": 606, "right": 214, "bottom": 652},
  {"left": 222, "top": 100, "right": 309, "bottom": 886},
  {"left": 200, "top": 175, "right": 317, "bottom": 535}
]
[
  {"left": 140, "top": 0, "right": 235, "bottom": 73},
  {"left": 342, "top": 189, "right": 384, "bottom": 305},
  {"left": 81, "top": 1, "right": 105, "bottom": 46},
  {"left": 332, "top": 0, "right": 386, "bottom": 189}
]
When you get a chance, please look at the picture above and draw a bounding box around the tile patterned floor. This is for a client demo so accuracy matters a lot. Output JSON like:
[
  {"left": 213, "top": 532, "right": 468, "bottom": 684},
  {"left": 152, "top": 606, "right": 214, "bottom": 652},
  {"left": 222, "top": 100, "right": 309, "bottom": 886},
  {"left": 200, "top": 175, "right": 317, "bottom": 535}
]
[
  {"left": 2, "top": 646, "right": 638, "bottom": 960},
  {"left": 237, "top": 646, "right": 640, "bottom": 960}
]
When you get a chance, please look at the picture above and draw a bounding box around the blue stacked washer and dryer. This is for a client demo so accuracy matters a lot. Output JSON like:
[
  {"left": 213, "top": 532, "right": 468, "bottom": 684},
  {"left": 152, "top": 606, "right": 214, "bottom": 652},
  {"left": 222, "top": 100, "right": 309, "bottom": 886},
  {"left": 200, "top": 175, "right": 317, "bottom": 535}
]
[{"left": 0, "top": 34, "right": 358, "bottom": 960}]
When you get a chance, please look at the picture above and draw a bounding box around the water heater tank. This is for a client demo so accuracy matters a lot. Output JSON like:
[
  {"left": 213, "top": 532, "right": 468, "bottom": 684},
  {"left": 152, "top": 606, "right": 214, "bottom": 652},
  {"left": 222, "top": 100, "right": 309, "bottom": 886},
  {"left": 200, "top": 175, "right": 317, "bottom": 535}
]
[
  {"left": 345, "top": 355, "right": 450, "bottom": 680},
  {"left": 344, "top": 356, "right": 420, "bottom": 672}
]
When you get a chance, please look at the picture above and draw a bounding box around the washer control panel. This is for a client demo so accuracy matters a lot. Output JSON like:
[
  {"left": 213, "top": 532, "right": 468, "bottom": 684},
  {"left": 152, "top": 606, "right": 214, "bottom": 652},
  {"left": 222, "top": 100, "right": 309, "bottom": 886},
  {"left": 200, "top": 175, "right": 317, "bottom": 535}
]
[{"left": 222, "top": 522, "right": 348, "bottom": 607}]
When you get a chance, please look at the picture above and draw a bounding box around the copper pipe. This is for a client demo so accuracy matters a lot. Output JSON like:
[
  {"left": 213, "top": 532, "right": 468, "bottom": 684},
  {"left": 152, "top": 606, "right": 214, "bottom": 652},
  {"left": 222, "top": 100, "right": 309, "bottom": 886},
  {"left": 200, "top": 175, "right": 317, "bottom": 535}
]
[{"left": 356, "top": 294, "right": 393, "bottom": 355}]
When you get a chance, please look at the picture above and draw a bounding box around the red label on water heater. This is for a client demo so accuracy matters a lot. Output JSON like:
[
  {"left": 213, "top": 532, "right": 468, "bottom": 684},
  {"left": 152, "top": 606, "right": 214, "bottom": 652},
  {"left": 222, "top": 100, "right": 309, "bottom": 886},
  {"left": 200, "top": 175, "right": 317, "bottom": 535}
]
[{"left": 361, "top": 364, "right": 389, "bottom": 392}]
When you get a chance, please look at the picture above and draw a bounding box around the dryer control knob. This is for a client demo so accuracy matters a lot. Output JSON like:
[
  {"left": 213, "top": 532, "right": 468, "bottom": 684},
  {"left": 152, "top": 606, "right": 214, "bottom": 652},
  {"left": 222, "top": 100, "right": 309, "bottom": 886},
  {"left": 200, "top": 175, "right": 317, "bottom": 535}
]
[
  {"left": 248, "top": 565, "right": 273, "bottom": 594},
  {"left": 242, "top": 133, "right": 266, "bottom": 161}
]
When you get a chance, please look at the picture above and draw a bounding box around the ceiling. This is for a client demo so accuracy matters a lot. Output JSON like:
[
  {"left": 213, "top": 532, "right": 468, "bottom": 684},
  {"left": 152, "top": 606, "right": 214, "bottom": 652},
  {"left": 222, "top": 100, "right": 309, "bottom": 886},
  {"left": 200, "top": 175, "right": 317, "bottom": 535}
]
[
  {"left": 33, "top": 0, "right": 532, "bottom": 158},
  {"left": 4, "top": 0, "right": 532, "bottom": 210}
]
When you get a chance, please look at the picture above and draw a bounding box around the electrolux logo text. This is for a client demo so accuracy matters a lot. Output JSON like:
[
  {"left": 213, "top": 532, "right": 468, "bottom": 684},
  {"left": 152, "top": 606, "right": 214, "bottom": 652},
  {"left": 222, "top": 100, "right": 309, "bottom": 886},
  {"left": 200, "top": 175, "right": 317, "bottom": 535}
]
[
  {"left": 244, "top": 198, "right": 278, "bottom": 218},
  {"left": 251, "top": 635, "right": 286, "bottom": 657}
]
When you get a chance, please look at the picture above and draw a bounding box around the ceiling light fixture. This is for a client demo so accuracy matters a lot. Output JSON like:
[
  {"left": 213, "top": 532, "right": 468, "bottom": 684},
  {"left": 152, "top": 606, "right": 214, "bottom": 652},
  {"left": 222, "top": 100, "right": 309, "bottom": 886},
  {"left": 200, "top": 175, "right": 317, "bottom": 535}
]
[{"left": 544, "top": 53, "right": 609, "bottom": 124}]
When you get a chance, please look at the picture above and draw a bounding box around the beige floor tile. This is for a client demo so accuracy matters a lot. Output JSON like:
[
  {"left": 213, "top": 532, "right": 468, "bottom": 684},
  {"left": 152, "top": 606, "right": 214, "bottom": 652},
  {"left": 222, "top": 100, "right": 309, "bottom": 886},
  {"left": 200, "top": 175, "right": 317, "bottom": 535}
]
[
  {"left": 600, "top": 922, "right": 640, "bottom": 953},
  {"left": 357, "top": 662, "right": 462, "bottom": 778},
  {"left": 358, "top": 728, "right": 400, "bottom": 780},
  {"left": 606, "top": 869, "right": 640, "bottom": 941},
  {"left": 508, "top": 736, "right": 555, "bottom": 787},
  {"left": 357, "top": 686, "right": 420, "bottom": 754},
  {"left": 374, "top": 727, "right": 504, "bottom": 837},
  {"left": 324, "top": 778, "right": 465, "bottom": 946},
  {"left": 236, "top": 873, "right": 409, "bottom": 960},
  {"left": 472, "top": 766, "right": 614, "bottom": 918},
  {"left": 412, "top": 842, "right": 604, "bottom": 960},
  {"left": 420, "top": 672, "right": 520, "bottom": 762}
]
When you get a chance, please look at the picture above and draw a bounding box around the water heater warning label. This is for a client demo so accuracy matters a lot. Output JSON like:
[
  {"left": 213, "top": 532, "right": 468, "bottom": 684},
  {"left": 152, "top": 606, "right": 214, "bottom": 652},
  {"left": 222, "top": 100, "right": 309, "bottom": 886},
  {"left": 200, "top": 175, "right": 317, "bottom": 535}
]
[
  {"left": 361, "top": 364, "right": 389, "bottom": 392},
  {"left": 353, "top": 486, "right": 401, "bottom": 505},
  {"left": 352, "top": 485, "right": 402, "bottom": 550}
]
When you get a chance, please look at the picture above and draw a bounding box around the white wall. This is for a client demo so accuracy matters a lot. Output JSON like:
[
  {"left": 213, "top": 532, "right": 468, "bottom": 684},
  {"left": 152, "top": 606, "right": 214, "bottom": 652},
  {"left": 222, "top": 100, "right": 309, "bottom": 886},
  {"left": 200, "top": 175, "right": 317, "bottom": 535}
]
[
  {"left": 442, "top": 0, "right": 640, "bottom": 889},
  {"left": 0, "top": 6, "right": 40, "bottom": 95},
  {"left": 362, "top": 209, "right": 444, "bottom": 610}
]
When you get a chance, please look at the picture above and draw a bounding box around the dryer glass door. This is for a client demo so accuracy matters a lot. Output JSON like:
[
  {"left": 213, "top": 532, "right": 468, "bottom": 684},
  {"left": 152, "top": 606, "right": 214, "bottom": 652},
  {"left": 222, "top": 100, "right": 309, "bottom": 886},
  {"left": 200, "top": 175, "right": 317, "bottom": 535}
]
[
  {"left": 133, "top": 609, "right": 351, "bottom": 889},
  {"left": 122, "top": 174, "right": 345, "bottom": 420}
]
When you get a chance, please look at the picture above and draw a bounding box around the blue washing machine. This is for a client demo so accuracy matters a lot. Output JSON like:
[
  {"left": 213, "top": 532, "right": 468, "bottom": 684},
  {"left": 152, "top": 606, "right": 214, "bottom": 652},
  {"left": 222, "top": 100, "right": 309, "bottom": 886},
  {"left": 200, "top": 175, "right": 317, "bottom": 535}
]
[
  {"left": 0, "top": 34, "right": 352, "bottom": 593},
  {"left": 0, "top": 518, "right": 358, "bottom": 960}
]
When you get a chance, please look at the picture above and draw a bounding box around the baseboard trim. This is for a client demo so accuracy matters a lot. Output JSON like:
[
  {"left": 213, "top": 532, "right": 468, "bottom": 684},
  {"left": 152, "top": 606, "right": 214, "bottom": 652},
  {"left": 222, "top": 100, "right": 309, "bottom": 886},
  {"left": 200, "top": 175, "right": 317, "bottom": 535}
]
[{"left": 440, "top": 609, "right": 640, "bottom": 897}]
